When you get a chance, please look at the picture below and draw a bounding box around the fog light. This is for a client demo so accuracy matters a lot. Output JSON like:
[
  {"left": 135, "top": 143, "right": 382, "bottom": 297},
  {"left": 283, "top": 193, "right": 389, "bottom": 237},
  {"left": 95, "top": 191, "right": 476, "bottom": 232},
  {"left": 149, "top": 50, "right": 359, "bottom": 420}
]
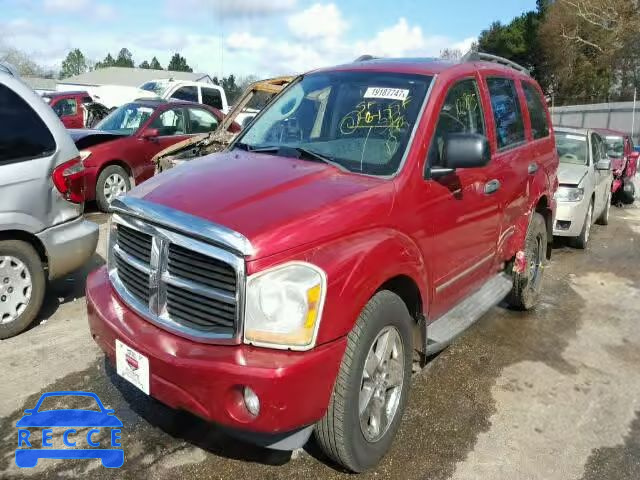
[{"left": 243, "top": 387, "right": 260, "bottom": 417}]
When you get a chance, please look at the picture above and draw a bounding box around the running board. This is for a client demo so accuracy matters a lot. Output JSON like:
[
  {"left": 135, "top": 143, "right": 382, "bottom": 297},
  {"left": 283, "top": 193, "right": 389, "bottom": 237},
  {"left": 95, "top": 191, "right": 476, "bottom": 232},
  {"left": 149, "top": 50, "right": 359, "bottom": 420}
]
[{"left": 426, "top": 273, "right": 513, "bottom": 355}]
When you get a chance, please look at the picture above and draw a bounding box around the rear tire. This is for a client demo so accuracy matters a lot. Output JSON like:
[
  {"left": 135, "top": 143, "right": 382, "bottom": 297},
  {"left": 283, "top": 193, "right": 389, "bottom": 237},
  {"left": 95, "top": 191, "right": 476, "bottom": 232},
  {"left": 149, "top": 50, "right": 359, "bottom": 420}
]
[
  {"left": 96, "top": 165, "right": 131, "bottom": 212},
  {"left": 315, "top": 291, "right": 413, "bottom": 472},
  {"left": 0, "top": 240, "right": 46, "bottom": 339},
  {"left": 507, "top": 212, "right": 547, "bottom": 311}
]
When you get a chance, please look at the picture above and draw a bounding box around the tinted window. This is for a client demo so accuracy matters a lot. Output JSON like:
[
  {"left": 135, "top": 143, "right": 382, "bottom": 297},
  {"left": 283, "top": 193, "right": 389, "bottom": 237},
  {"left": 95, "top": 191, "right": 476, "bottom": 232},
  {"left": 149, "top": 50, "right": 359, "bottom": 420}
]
[
  {"left": 429, "top": 79, "right": 485, "bottom": 166},
  {"left": 170, "top": 86, "right": 198, "bottom": 103},
  {"left": 522, "top": 82, "right": 549, "bottom": 140},
  {"left": 487, "top": 78, "right": 525, "bottom": 149},
  {"left": 82, "top": 96, "right": 93, "bottom": 104},
  {"left": 202, "top": 87, "right": 223, "bottom": 110},
  {"left": 188, "top": 108, "right": 219, "bottom": 133},
  {"left": 0, "top": 84, "right": 56, "bottom": 163},
  {"left": 150, "top": 108, "right": 186, "bottom": 135},
  {"left": 52, "top": 98, "right": 77, "bottom": 117}
]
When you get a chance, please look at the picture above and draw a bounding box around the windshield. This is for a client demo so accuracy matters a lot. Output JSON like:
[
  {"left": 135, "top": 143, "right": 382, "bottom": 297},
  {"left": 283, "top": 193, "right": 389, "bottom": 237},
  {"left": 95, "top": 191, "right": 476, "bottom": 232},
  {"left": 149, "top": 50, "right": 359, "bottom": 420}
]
[
  {"left": 140, "top": 81, "right": 169, "bottom": 96},
  {"left": 556, "top": 132, "right": 588, "bottom": 165},
  {"left": 96, "top": 103, "right": 155, "bottom": 134},
  {"left": 604, "top": 136, "right": 624, "bottom": 158},
  {"left": 236, "top": 71, "right": 432, "bottom": 176}
]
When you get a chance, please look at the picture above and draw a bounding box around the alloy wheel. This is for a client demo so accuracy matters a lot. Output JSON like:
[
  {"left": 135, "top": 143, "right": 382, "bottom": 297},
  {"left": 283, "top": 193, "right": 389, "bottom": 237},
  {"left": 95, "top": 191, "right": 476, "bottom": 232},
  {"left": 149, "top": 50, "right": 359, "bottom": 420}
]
[
  {"left": 103, "top": 173, "right": 128, "bottom": 204},
  {"left": 0, "top": 256, "right": 32, "bottom": 324}
]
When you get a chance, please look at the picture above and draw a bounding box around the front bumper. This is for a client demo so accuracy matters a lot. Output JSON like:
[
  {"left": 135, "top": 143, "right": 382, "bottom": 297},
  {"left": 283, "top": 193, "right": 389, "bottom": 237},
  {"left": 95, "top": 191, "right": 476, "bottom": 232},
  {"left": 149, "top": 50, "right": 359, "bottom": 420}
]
[
  {"left": 37, "top": 216, "right": 99, "bottom": 280},
  {"left": 553, "top": 200, "right": 589, "bottom": 237},
  {"left": 86, "top": 267, "right": 346, "bottom": 436}
]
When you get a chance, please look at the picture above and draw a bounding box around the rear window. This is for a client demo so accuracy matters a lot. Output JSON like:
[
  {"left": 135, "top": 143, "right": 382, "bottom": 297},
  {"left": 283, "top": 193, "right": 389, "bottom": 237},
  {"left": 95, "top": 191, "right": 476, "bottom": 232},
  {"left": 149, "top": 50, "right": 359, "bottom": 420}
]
[
  {"left": 487, "top": 78, "right": 526, "bottom": 149},
  {"left": 0, "top": 84, "right": 56, "bottom": 164},
  {"left": 202, "top": 87, "right": 223, "bottom": 110},
  {"left": 522, "top": 82, "right": 549, "bottom": 140}
]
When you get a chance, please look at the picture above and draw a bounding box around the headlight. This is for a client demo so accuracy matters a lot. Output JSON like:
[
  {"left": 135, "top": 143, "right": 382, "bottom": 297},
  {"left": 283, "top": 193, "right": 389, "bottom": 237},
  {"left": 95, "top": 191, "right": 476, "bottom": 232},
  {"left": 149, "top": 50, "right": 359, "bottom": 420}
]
[
  {"left": 244, "top": 262, "right": 326, "bottom": 350},
  {"left": 79, "top": 150, "right": 92, "bottom": 162},
  {"left": 554, "top": 186, "right": 584, "bottom": 202}
]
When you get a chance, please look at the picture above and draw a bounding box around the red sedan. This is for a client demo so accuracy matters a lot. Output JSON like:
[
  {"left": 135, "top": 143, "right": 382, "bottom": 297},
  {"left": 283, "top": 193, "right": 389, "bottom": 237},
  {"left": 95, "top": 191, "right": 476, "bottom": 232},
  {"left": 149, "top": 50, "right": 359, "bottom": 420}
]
[{"left": 71, "top": 99, "right": 240, "bottom": 211}]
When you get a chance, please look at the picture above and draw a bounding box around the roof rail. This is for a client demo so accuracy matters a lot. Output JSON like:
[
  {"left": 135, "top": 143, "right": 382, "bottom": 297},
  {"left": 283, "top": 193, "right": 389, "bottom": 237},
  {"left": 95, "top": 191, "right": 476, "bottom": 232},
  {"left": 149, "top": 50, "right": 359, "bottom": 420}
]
[
  {"left": 0, "top": 61, "right": 18, "bottom": 77},
  {"left": 462, "top": 51, "right": 529, "bottom": 75}
]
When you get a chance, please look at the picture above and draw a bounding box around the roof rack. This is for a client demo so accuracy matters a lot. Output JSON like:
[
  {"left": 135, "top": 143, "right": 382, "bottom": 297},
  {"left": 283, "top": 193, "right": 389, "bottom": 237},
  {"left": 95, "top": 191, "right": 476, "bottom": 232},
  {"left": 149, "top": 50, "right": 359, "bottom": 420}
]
[
  {"left": 462, "top": 51, "right": 530, "bottom": 75},
  {"left": 353, "top": 55, "right": 379, "bottom": 63}
]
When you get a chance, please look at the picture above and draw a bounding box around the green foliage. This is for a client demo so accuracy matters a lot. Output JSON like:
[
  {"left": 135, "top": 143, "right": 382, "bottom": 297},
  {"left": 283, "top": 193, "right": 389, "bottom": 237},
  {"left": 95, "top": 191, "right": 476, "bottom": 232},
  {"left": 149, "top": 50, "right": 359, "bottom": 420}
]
[
  {"left": 60, "top": 49, "right": 87, "bottom": 79},
  {"left": 139, "top": 60, "right": 150, "bottom": 69},
  {"left": 167, "top": 53, "right": 192, "bottom": 72},
  {"left": 95, "top": 53, "right": 116, "bottom": 70},
  {"left": 150, "top": 57, "right": 163, "bottom": 70},
  {"left": 115, "top": 48, "right": 134, "bottom": 68}
]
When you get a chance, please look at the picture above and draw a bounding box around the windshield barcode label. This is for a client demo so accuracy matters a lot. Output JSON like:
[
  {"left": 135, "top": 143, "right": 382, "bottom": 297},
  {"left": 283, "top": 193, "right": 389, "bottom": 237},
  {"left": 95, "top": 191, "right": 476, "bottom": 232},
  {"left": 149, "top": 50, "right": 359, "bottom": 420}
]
[{"left": 364, "top": 87, "right": 410, "bottom": 101}]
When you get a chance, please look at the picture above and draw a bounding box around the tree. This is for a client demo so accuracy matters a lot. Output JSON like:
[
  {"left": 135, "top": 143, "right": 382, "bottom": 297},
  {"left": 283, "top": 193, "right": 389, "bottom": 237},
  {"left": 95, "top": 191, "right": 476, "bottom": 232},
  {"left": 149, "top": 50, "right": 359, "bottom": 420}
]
[
  {"left": 115, "top": 48, "right": 134, "bottom": 68},
  {"left": 167, "top": 53, "right": 192, "bottom": 72},
  {"left": 0, "top": 44, "right": 44, "bottom": 76},
  {"left": 139, "top": 60, "right": 150, "bottom": 69},
  {"left": 95, "top": 53, "right": 116, "bottom": 69},
  {"left": 150, "top": 57, "right": 163, "bottom": 70},
  {"left": 60, "top": 49, "right": 87, "bottom": 78},
  {"left": 221, "top": 75, "right": 243, "bottom": 104}
]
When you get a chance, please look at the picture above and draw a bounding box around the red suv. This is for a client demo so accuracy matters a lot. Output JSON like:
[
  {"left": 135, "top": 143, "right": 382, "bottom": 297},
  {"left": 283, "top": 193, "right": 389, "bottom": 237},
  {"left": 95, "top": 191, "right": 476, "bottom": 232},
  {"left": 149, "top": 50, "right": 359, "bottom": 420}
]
[
  {"left": 72, "top": 99, "right": 239, "bottom": 211},
  {"left": 87, "top": 54, "right": 558, "bottom": 472},
  {"left": 43, "top": 91, "right": 93, "bottom": 129}
]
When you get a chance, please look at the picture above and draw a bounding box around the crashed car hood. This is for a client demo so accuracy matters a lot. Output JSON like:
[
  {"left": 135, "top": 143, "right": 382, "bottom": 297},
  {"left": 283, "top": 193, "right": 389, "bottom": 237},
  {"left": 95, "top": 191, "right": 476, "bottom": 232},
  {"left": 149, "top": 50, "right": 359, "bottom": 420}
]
[
  {"left": 558, "top": 163, "right": 589, "bottom": 186},
  {"left": 129, "top": 151, "right": 394, "bottom": 259},
  {"left": 69, "top": 129, "right": 128, "bottom": 150}
]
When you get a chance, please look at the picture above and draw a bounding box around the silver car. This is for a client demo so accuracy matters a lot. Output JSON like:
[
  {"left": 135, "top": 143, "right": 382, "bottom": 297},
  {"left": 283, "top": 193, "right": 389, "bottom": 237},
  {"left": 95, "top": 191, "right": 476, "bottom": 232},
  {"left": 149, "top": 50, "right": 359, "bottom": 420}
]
[
  {"left": 0, "top": 66, "right": 99, "bottom": 339},
  {"left": 553, "top": 127, "right": 614, "bottom": 248}
]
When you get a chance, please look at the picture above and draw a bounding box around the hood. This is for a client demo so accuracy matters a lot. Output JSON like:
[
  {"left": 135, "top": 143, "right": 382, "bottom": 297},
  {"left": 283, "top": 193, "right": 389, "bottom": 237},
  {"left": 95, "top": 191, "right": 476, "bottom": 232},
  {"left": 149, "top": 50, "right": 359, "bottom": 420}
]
[
  {"left": 558, "top": 162, "right": 588, "bottom": 186},
  {"left": 69, "top": 129, "right": 128, "bottom": 150},
  {"left": 129, "top": 151, "right": 394, "bottom": 259}
]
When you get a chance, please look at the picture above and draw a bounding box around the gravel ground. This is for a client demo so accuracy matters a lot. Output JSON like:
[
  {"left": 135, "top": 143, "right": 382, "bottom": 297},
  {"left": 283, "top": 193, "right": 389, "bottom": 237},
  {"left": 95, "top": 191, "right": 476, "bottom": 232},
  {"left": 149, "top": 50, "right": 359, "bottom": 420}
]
[{"left": 1, "top": 201, "right": 639, "bottom": 480}]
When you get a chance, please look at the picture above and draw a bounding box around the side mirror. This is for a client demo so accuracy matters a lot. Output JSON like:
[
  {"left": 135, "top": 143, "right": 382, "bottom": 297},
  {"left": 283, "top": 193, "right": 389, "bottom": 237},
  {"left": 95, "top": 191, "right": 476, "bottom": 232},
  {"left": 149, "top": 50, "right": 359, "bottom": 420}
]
[
  {"left": 140, "top": 128, "right": 159, "bottom": 139},
  {"left": 431, "top": 133, "right": 491, "bottom": 177},
  {"left": 596, "top": 158, "right": 611, "bottom": 170}
]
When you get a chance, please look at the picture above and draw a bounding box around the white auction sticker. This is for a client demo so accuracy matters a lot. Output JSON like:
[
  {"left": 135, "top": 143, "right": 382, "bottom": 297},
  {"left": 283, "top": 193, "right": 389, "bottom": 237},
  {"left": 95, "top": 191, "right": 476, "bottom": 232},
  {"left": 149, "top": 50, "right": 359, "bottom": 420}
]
[
  {"left": 364, "top": 87, "right": 410, "bottom": 101},
  {"left": 565, "top": 134, "right": 587, "bottom": 142}
]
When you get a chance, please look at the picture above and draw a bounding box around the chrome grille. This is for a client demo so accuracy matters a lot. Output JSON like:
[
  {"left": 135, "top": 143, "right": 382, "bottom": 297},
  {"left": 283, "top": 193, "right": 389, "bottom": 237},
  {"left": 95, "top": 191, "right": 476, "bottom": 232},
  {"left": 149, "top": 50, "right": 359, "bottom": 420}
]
[{"left": 108, "top": 211, "right": 246, "bottom": 344}]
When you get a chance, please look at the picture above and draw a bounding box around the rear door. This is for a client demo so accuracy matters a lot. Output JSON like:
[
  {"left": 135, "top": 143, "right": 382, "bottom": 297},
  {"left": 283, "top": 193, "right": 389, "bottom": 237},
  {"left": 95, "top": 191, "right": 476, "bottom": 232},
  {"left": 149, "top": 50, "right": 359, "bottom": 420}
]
[
  {"left": 591, "top": 133, "right": 610, "bottom": 210},
  {"left": 482, "top": 75, "right": 532, "bottom": 259}
]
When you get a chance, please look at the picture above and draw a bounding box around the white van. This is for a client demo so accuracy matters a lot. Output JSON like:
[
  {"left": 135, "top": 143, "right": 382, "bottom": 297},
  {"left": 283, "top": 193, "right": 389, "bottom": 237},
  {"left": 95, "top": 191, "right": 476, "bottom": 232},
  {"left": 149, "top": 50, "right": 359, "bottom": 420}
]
[{"left": 140, "top": 79, "right": 229, "bottom": 113}]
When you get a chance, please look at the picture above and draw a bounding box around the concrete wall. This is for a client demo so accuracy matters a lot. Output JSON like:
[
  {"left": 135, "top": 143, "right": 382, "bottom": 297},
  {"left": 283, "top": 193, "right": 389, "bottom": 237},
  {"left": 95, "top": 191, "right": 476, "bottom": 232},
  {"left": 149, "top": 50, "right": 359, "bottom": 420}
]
[{"left": 551, "top": 101, "right": 640, "bottom": 142}]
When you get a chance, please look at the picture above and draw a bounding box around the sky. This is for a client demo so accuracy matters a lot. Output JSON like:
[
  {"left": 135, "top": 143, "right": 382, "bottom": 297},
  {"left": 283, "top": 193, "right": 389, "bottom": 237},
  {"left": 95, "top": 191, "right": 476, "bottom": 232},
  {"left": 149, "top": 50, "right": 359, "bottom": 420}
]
[{"left": 2, "top": 0, "right": 538, "bottom": 79}]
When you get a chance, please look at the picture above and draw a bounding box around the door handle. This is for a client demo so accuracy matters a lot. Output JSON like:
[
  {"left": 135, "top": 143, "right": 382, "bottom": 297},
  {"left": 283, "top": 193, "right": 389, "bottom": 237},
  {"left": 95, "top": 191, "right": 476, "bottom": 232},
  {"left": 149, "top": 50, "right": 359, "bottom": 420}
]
[
  {"left": 528, "top": 163, "right": 539, "bottom": 175},
  {"left": 484, "top": 179, "right": 501, "bottom": 195}
]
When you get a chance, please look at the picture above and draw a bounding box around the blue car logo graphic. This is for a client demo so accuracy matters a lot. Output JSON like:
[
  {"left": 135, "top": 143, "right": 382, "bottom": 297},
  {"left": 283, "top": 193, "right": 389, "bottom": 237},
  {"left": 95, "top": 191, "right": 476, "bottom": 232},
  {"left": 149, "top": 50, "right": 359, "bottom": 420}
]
[{"left": 15, "top": 391, "right": 123, "bottom": 468}]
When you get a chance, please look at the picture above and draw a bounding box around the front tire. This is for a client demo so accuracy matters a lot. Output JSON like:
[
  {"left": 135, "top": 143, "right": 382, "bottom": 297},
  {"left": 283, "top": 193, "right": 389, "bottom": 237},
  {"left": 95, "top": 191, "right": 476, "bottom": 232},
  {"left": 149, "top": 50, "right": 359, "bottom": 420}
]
[
  {"left": 507, "top": 212, "right": 547, "bottom": 311},
  {"left": 315, "top": 291, "right": 413, "bottom": 472},
  {"left": 96, "top": 165, "right": 131, "bottom": 212},
  {"left": 596, "top": 192, "right": 611, "bottom": 226},
  {"left": 0, "top": 240, "right": 46, "bottom": 339},
  {"left": 571, "top": 200, "right": 593, "bottom": 250}
]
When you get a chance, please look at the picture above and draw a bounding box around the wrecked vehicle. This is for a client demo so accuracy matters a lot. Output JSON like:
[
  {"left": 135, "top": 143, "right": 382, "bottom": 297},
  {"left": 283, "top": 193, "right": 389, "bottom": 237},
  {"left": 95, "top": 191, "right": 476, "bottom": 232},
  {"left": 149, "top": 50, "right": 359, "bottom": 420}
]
[
  {"left": 153, "top": 76, "right": 292, "bottom": 173},
  {"left": 43, "top": 91, "right": 110, "bottom": 129},
  {"left": 596, "top": 128, "right": 638, "bottom": 205},
  {"left": 553, "top": 128, "right": 613, "bottom": 248},
  {"left": 87, "top": 54, "right": 558, "bottom": 472},
  {"left": 73, "top": 99, "right": 229, "bottom": 211}
]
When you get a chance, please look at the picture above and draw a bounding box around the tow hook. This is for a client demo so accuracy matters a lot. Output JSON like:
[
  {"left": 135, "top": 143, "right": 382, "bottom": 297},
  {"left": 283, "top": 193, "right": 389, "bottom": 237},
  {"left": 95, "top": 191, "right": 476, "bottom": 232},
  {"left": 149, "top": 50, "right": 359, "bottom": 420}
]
[{"left": 513, "top": 251, "right": 527, "bottom": 274}]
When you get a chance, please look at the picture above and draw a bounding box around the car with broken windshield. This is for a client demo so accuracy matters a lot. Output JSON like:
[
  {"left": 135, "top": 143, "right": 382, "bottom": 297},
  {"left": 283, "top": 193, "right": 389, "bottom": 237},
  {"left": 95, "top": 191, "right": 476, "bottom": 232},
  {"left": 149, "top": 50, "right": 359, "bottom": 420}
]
[{"left": 87, "top": 53, "right": 558, "bottom": 472}]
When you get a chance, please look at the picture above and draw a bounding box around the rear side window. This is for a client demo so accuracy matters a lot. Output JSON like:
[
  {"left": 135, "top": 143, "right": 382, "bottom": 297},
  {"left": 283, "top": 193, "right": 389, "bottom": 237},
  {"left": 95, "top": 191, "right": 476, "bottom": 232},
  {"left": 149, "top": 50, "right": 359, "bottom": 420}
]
[
  {"left": 429, "top": 79, "right": 485, "bottom": 166},
  {"left": 487, "top": 78, "right": 525, "bottom": 149},
  {"left": 188, "top": 108, "right": 219, "bottom": 133},
  {"left": 522, "top": 82, "right": 549, "bottom": 140},
  {"left": 202, "top": 87, "right": 223, "bottom": 110},
  {"left": 0, "top": 84, "right": 56, "bottom": 164},
  {"left": 170, "top": 86, "right": 198, "bottom": 103},
  {"left": 52, "top": 98, "right": 77, "bottom": 117}
]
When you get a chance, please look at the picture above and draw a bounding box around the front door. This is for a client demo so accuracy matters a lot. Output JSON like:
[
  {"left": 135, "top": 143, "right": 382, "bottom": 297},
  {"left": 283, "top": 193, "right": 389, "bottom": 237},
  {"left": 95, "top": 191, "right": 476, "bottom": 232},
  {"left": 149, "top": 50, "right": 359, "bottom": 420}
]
[{"left": 423, "top": 77, "right": 502, "bottom": 318}]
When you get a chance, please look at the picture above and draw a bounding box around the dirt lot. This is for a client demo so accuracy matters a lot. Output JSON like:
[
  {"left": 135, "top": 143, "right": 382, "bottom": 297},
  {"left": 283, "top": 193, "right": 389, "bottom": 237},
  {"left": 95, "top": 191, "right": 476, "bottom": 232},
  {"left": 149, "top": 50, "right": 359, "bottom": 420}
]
[{"left": 1, "top": 203, "right": 639, "bottom": 480}]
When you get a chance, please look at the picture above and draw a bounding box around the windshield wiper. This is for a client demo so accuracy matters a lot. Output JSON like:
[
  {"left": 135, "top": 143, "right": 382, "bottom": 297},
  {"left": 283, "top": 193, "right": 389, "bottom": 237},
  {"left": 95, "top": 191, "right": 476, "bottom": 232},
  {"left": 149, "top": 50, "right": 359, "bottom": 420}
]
[{"left": 234, "top": 143, "right": 343, "bottom": 169}]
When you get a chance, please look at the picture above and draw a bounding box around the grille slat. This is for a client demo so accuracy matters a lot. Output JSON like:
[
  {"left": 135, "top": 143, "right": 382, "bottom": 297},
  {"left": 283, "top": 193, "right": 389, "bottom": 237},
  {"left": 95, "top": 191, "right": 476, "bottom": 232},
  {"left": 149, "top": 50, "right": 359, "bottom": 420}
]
[
  {"left": 112, "top": 216, "right": 240, "bottom": 341},
  {"left": 117, "top": 225, "right": 152, "bottom": 263}
]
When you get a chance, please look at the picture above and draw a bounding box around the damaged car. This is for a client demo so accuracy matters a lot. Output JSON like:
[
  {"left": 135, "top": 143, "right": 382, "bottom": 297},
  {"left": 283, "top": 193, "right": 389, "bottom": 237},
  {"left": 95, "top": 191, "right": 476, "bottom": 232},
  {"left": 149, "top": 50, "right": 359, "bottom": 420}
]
[
  {"left": 43, "top": 91, "right": 110, "bottom": 129},
  {"left": 72, "top": 99, "right": 229, "bottom": 211},
  {"left": 153, "top": 76, "right": 292, "bottom": 172}
]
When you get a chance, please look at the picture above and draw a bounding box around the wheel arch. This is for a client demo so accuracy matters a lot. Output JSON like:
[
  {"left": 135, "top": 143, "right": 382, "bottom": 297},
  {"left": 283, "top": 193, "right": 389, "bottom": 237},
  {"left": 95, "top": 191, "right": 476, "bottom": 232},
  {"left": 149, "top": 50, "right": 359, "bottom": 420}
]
[
  {"left": 534, "top": 195, "right": 553, "bottom": 260},
  {"left": 97, "top": 159, "right": 133, "bottom": 182},
  {"left": 0, "top": 230, "right": 48, "bottom": 266}
]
